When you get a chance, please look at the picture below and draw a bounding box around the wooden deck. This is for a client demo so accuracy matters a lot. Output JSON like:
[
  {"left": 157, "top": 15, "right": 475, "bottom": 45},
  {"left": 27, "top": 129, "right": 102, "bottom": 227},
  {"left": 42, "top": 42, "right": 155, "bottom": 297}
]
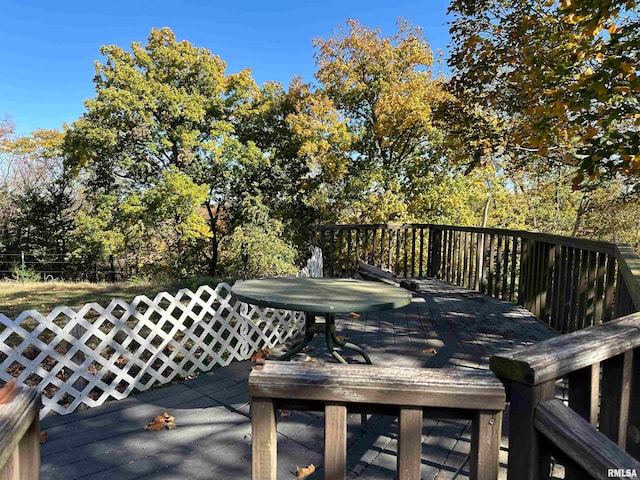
[{"left": 39, "top": 279, "right": 558, "bottom": 480}]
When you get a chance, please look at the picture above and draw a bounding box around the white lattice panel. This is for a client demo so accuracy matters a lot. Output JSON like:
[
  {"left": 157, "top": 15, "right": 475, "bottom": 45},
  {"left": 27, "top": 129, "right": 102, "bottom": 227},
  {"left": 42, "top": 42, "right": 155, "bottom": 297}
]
[{"left": 0, "top": 282, "right": 304, "bottom": 419}]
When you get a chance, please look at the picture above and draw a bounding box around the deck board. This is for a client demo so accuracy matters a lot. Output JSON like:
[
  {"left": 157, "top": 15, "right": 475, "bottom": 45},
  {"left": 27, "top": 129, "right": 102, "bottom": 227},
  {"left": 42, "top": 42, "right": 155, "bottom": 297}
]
[{"left": 40, "top": 279, "right": 558, "bottom": 479}]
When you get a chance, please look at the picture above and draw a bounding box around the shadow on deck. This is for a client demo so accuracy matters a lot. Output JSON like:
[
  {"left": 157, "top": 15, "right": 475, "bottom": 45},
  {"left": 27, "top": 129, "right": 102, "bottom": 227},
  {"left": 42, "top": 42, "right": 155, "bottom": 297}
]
[{"left": 39, "top": 279, "right": 557, "bottom": 480}]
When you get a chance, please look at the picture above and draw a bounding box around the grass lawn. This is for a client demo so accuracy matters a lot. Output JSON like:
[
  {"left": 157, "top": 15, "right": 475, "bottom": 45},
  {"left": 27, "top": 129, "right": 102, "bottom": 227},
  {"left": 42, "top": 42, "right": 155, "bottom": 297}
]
[{"left": 0, "top": 280, "right": 180, "bottom": 319}]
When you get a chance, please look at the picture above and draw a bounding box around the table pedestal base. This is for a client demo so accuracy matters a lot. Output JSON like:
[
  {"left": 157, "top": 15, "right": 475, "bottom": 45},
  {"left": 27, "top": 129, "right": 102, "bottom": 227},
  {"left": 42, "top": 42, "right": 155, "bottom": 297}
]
[{"left": 277, "top": 313, "right": 372, "bottom": 364}]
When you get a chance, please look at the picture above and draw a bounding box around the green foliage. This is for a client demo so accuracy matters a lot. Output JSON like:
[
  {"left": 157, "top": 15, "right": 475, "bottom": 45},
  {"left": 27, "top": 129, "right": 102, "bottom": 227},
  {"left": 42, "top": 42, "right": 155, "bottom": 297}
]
[
  {"left": 11, "top": 264, "right": 42, "bottom": 283},
  {"left": 289, "top": 18, "right": 453, "bottom": 224},
  {"left": 220, "top": 224, "right": 298, "bottom": 279},
  {"left": 447, "top": 0, "right": 640, "bottom": 184},
  {"left": 219, "top": 195, "right": 298, "bottom": 278}
]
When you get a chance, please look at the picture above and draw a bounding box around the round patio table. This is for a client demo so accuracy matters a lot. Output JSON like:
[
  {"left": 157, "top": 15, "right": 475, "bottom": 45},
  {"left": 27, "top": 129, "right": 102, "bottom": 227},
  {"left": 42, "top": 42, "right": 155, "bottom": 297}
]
[{"left": 231, "top": 277, "right": 412, "bottom": 364}]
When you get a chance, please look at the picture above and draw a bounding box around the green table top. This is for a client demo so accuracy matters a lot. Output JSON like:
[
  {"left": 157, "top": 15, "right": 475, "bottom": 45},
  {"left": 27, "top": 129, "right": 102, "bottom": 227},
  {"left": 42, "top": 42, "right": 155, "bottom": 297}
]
[{"left": 231, "top": 277, "right": 412, "bottom": 314}]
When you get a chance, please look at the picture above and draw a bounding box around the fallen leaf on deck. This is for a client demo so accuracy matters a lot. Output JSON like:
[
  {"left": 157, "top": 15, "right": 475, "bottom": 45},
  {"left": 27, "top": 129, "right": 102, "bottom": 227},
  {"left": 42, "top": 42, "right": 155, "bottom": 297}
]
[
  {"left": 296, "top": 464, "right": 316, "bottom": 479},
  {"left": 144, "top": 412, "right": 176, "bottom": 431},
  {"left": 422, "top": 347, "right": 437, "bottom": 354},
  {"left": 350, "top": 312, "right": 361, "bottom": 318},
  {"left": 40, "top": 431, "right": 49, "bottom": 444},
  {"left": 279, "top": 409, "right": 291, "bottom": 418},
  {"left": 0, "top": 379, "right": 18, "bottom": 404},
  {"left": 251, "top": 348, "right": 271, "bottom": 362},
  {"left": 304, "top": 356, "right": 316, "bottom": 363},
  {"left": 336, "top": 335, "right": 348, "bottom": 343}
]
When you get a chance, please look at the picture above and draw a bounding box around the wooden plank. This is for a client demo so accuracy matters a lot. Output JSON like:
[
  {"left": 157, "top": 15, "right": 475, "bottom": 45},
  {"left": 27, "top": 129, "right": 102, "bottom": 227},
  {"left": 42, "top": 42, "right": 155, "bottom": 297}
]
[
  {"left": 490, "top": 312, "right": 640, "bottom": 385},
  {"left": 578, "top": 248, "right": 590, "bottom": 330},
  {"left": 488, "top": 234, "right": 495, "bottom": 297},
  {"left": 251, "top": 398, "right": 277, "bottom": 480},
  {"left": 324, "top": 402, "right": 346, "bottom": 480},
  {"left": 419, "top": 227, "right": 425, "bottom": 277},
  {"left": 568, "top": 364, "right": 599, "bottom": 425},
  {"left": 594, "top": 252, "right": 607, "bottom": 325},
  {"left": 510, "top": 236, "right": 518, "bottom": 303},
  {"left": 0, "top": 450, "right": 18, "bottom": 480},
  {"left": 550, "top": 244, "right": 563, "bottom": 331},
  {"left": 471, "top": 410, "right": 502, "bottom": 480},
  {"left": 403, "top": 229, "right": 409, "bottom": 277},
  {"left": 503, "top": 380, "right": 555, "bottom": 480},
  {"left": 619, "top": 350, "right": 633, "bottom": 448},
  {"left": 518, "top": 237, "right": 529, "bottom": 309},
  {"left": 398, "top": 406, "right": 422, "bottom": 480},
  {"left": 249, "top": 362, "right": 505, "bottom": 410},
  {"left": 0, "top": 387, "right": 40, "bottom": 473},
  {"left": 586, "top": 251, "right": 597, "bottom": 328},
  {"left": 475, "top": 232, "right": 484, "bottom": 292},
  {"left": 411, "top": 228, "right": 416, "bottom": 277},
  {"left": 600, "top": 352, "right": 630, "bottom": 445},
  {"left": 558, "top": 245, "right": 571, "bottom": 332},
  {"left": 535, "top": 399, "right": 640, "bottom": 477},
  {"left": 627, "top": 346, "right": 640, "bottom": 460},
  {"left": 604, "top": 254, "right": 616, "bottom": 321},
  {"left": 16, "top": 416, "right": 40, "bottom": 480}
]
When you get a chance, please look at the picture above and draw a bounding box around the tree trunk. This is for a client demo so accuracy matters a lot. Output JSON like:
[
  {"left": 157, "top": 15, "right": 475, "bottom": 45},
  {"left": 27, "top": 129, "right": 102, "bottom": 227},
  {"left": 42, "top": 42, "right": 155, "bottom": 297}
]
[
  {"left": 572, "top": 192, "right": 590, "bottom": 237},
  {"left": 482, "top": 196, "right": 490, "bottom": 228},
  {"left": 206, "top": 197, "right": 221, "bottom": 277}
]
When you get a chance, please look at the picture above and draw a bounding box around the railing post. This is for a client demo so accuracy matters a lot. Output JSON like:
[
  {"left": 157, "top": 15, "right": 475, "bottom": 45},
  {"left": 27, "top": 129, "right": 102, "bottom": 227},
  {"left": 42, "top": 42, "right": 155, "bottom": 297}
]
[
  {"left": 398, "top": 406, "right": 422, "bottom": 479},
  {"left": 501, "top": 380, "right": 556, "bottom": 480},
  {"left": 325, "top": 402, "right": 347, "bottom": 480},
  {"left": 471, "top": 410, "right": 503, "bottom": 480},
  {"left": 251, "top": 397, "right": 277, "bottom": 480},
  {"left": 0, "top": 385, "right": 41, "bottom": 480}
]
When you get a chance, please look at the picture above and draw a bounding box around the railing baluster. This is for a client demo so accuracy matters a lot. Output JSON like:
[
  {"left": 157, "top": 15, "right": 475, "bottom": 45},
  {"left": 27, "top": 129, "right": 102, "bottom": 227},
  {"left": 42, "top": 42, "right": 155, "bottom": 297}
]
[
  {"left": 419, "top": 227, "right": 425, "bottom": 278},
  {"left": 510, "top": 235, "right": 518, "bottom": 303},
  {"left": 411, "top": 227, "right": 416, "bottom": 277},
  {"left": 595, "top": 252, "right": 607, "bottom": 325}
]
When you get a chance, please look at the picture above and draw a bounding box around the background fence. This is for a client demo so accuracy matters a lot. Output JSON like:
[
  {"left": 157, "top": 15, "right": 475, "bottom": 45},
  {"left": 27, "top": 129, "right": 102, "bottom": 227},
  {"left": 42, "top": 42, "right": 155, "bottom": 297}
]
[{"left": 0, "top": 252, "right": 121, "bottom": 282}]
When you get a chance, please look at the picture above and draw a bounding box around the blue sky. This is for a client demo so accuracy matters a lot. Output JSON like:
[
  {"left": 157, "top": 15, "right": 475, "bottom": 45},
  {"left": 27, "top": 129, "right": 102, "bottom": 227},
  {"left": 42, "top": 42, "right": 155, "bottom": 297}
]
[{"left": 0, "top": 0, "right": 453, "bottom": 135}]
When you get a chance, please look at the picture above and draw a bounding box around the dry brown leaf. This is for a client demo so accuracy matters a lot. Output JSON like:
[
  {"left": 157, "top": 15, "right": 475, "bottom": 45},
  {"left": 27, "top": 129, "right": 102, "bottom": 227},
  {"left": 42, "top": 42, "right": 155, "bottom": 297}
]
[
  {"left": 304, "top": 356, "right": 315, "bottom": 363},
  {"left": 0, "top": 379, "right": 18, "bottom": 404},
  {"left": 40, "top": 431, "right": 49, "bottom": 444},
  {"left": 350, "top": 312, "right": 361, "bottom": 318},
  {"left": 144, "top": 421, "right": 165, "bottom": 431},
  {"left": 251, "top": 348, "right": 272, "bottom": 362},
  {"left": 144, "top": 412, "right": 176, "bottom": 431},
  {"left": 422, "top": 347, "right": 437, "bottom": 354},
  {"left": 297, "top": 464, "right": 316, "bottom": 479},
  {"left": 279, "top": 409, "right": 291, "bottom": 418},
  {"left": 335, "top": 335, "right": 348, "bottom": 343}
]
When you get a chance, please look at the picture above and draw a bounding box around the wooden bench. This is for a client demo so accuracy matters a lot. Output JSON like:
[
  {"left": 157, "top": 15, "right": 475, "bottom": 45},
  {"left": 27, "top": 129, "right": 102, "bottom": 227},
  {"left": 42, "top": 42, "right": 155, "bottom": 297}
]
[
  {"left": 249, "top": 361, "right": 505, "bottom": 480},
  {"left": 0, "top": 382, "right": 41, "bottom": 480},
  {"left": 490, "top": 312, "right": 640, "bottom": 479}
]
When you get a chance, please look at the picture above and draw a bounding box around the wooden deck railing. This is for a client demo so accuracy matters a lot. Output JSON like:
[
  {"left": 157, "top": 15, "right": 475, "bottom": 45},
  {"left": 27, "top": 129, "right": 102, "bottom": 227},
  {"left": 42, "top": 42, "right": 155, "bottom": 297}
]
[
  {"left": 0, "top": 382, "right": 41, "bottom": 480},
  {"left": 249, "top": 361, "right": 505, "bottom": 480},
  {"left": 315, "top": 224, "right": 640, "bottom": 332},
  {"left": 490, "top": 312, "right": 640, "bottom": 479}
]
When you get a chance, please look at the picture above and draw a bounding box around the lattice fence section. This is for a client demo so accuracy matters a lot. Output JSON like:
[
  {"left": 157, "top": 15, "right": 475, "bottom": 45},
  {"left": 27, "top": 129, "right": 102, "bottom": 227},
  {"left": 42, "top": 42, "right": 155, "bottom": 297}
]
[{"left": 0, "top": 282, "right": 304, "bottom": 418}]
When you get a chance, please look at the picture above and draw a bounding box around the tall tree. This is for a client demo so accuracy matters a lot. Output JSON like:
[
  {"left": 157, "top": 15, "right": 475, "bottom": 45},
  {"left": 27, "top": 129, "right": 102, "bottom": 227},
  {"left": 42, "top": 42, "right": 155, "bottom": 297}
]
[
  {"left": 290, "top": 19, "right": 453, "bottom": 223},
  {"left": 65, "top": 27, "right": 286, "bottom": 276}
]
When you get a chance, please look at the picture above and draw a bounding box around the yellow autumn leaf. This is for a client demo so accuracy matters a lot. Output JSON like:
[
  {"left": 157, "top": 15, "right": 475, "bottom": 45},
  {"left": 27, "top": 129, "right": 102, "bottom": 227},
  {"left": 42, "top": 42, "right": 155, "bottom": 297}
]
[{"left": 297, "top": 464, "right": 316, "bottom": 479}]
